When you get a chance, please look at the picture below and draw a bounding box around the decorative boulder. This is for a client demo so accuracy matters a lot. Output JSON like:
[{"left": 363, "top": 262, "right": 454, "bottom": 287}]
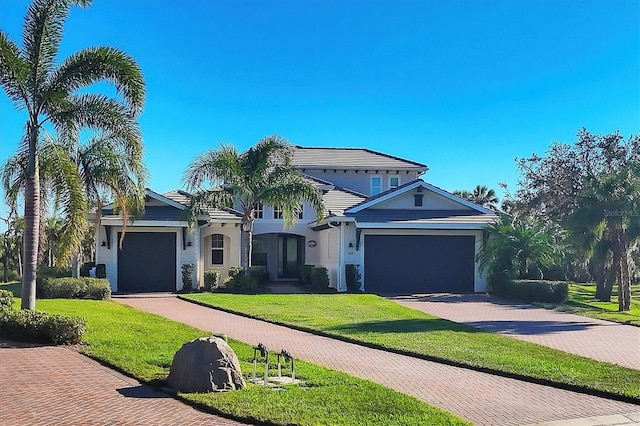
[{"left": 167, "top": 336, "right": 246, "bottom": 392}]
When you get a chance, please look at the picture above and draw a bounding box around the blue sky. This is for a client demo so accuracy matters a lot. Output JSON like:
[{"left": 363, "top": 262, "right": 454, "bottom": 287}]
[{"left": 0, "top": 0, "right": 638, "bottom": 225}]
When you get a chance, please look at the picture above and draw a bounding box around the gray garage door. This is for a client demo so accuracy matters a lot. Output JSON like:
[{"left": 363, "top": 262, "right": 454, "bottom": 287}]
[
  {"left": 117, "top": 232, "right": 176, "bottom": 292},
  {"left": 364, "top": 235, "right": 475, "bottom": 295}
]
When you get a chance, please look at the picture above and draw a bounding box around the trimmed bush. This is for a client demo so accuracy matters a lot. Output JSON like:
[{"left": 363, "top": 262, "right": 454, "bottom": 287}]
[
  {"left": 95, "top": 264, "right": 107, "bottom": 279},
  {"left": 224, "top": 273, "right": 258, "bottom": 293},
  {"left": 181, "top": 263, "right": 195, "bottom": 292},
  {"left": 310, "top": 267, "right": 330, "bottom": 292},
  {"left": 298, "top": 264, "right": 315, "bottom": 286},
  {"left": 250, "top": 265, "right": 269, "bottom": 286},
  {"left": 228, "top": 266, "right": 243, "bottom": 280},
  {"left": 203, "top": 270, "right": 221, "bottom": 292},
  {"left": 0, "top": 289, "right": 13, "bottom": 310},
  {"left": 492, "top": 279, "right": 569, "bottom": 304},
  {"left": 345, "top": 264, "right": 362, "bottom": 292},
  {"left": 0, "top": 309, "right": 86, "bottom": 345},
  {"left": 84, "top": 278, "right": 112, "bottom": 300},
  {"left": 41, "top": 277, "right": 111, "bottom": 300}
]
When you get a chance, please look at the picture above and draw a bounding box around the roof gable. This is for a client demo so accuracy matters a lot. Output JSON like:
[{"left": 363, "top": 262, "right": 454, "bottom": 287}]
[{"left": 346, "top": 180, "right": 495, "bottom": 214}]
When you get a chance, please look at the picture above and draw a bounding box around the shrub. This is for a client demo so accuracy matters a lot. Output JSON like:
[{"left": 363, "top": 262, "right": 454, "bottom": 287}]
[
  {"left": 37, "top": 266, "right": 71, "bottom": 280},
  {"left": 0, "top": 289, "right": 13, "bottom": 310},
  {"left": 40, "top": 277, "right": 111, "bottom": 300},
  {"left": 181, "top": 263, "right": 195, "bottom": 292},
  {"left": 492, "top": 279, "right": 569, "bottom": 304},
  {"left": 0, "top": 309, "right": 86, "bottom": 345},
  {"left": 310, "top": 267, "right": 330, "bottom": 292},
  {"left": 345, "top": 264, "right": 362, "bottom": 292},
  {"left": 228, "top": 266, "right": 244, "bottom": 280},
  {"left": 224, "top": 273, "right": 258, "bottom": 293},
  {"left": 41, "top": 277, "right": 85, "bottom": 299},
  {"left": 0, "top": 267, "right": 20, "bottom": 282},
  {"left": 95, "top": 264, "right": 107, "bottom": 279},
  {"left": 298, "top": 264, "right": 315, "bottom": 286},
  {"left": 250, "top": 265, "right": 269, "bottom": 286},
  {"left": 203, "top": 270, "right": 221, "bottom": 292},
  {"left": 80, "top": 262, "right": 96, "bottom": 277},
  {"left": 83, "top": 278, "right": 111, "bottom": 300}
]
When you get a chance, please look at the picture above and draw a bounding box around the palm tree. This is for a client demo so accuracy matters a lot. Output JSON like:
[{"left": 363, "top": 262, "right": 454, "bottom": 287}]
[
  {"left": 183, "top": 135, "right": 325, "bottom": 272},
  {"left": 471, "top": 185, "right": 499, "bottom": 210},
  {"left": 0, "top": 0, "right": 145, "bottom": 310}
]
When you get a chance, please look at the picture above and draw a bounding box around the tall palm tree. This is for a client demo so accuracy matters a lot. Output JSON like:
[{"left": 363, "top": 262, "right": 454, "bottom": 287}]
[
  {"left": 184, "top": 135, "right": 325, "bottom": 272},
  {"left": 0, "top": 0, "right": 145, "bottom": 309},
  {"left": 453, "top": 185, "right": 499, "bottom": 210}
]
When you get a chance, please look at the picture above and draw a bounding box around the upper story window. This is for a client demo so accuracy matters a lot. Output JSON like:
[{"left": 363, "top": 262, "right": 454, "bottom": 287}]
[
  {"left": 371, "top": 176, "right": 382, "bottom": 195},
  {"left": 273, "top": 205, "right": 283, "bottom": 219},
  {"left": 211, "top": 234, "right": 224, "bottom": 265},
  {"left": 254, "top": 203, "right": 263, "bottom": 219},
  {"left": 389, "top": 176, "right": 400, "bottom": 190}
]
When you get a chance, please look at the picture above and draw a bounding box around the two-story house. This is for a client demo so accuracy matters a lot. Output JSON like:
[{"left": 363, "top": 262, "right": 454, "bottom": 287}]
[{"left": 95, "top": 146, "right": 497, "bottom": 294}]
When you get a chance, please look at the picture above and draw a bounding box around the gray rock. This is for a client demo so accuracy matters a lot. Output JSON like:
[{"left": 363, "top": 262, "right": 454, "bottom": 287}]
[{"left": 167, "top": 336, "right": 246, "bottom": 392}]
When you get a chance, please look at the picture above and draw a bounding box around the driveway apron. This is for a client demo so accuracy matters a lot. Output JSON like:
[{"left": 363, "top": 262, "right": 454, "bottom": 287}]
[
  {"left": 116, "top": 294, "right": 639, "bottom": 426},
  {"left": 0, "top": 341, "right": 250, "bottom": 425},
  {"left": 391, "top": 293, "right": 640, "bottom": 370}
]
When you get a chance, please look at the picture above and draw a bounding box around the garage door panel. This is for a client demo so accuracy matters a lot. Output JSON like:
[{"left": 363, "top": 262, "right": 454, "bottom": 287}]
[
  {"left": 364, "top": 235, "right": 474, "bottom": 294},
  {"left": 118, "top": 232, "right": 176, "bottom": 292}
]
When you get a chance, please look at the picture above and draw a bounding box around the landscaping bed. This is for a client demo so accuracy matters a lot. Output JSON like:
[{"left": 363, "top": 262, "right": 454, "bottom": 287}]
[
  {"left": 182, "top": 293, "right": 640, "bottom": 400},
  {"left": 35, "top": 298, "right": 467, "bottom": 426}
]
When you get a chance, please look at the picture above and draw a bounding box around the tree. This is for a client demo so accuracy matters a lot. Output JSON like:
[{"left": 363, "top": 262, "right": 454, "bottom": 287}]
[
  {"left": 0, "top": 0, "right": 145, "bottom": 309},
  {"left": 183, "top": 135, "right": 325, "bottom": 272},
  {"left": 453, "top": 185, "right": 499, "bottom": 210},
  {"left": 517, "top": 128, "right": 640, "bottom": 311}
]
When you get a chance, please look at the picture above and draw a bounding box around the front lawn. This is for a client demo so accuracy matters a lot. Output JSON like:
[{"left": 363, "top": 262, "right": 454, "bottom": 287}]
[
  {"left": 182, "top": 293, "right": 640, "bottom": 400},
  {"left": 35, "top": 298, "right": 466, "bottom": 426},
  {"left": 536, "top": 283, "right": 640, "bottom": 326}
]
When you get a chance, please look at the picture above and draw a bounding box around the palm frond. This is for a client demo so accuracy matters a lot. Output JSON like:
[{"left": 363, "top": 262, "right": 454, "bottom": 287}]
[{"left": 0, "top": 31, "right": 29, "bottom": 106}]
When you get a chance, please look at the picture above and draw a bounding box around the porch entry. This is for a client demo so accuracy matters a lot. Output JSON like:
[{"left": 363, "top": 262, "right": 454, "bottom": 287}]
[{"left": 252, "top": 233, "right": 305, "bottom": 280}]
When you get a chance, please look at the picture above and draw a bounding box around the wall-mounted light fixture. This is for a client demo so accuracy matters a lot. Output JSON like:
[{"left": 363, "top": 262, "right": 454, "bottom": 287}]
[
  {"left": 348, "top": 242, "right": 354, "bottom": 248},
  {"left": 101, "top": 241, "right": 107, "bottom": 247},
  {"left": 187, "top": 241, "right": 192, "bottom": 247}
]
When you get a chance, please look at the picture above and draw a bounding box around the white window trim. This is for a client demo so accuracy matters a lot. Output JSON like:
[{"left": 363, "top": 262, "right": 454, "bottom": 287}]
[
  {"left": 388, "top": 175, "right": 400, "bottom": 190},
  {"left": 370, "top": 175, "right": 383, "bottom": 195},
  {"left": 255, "top": 203, "right": 263, "bottom": 219},
  {"left": 211, "top": 234, "right": 225, "bottom": 266}
]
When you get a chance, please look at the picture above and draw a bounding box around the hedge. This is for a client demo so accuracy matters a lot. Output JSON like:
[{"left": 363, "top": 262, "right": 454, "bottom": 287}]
[
  {"left": 491, "top": 279, "right": 569, "bottom": 304},
  {"left": 0, "top": 289, "right": 13, "bottom": 310},
  {"left": 203, "top": 270, "right": 221, "bottom": 292},
  {"left": 0, "top": 309, "right": 86, "bottom": 344},
  {"left": 40, "top": 277, "right": 111, "bottom": 300}
]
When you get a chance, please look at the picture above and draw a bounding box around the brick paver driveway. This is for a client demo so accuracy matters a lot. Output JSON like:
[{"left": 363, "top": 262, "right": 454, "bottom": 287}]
[
  {"left": 0, "top": 341, "right": 250, "bottom": 426},
  {"left": 117, "top": 294, "right": 639, "bottom": 426},
  {"left": 391, "top": 293, "right": 640, "bottom": 370}
]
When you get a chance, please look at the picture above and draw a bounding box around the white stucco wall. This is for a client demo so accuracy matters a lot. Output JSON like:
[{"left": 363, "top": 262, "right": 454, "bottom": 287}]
[
  {"left": 374, "top": 190, "right": 472, "bottom": 210},
  {"left": 199, "top": 222, "right": 241, "bottom": 284}
]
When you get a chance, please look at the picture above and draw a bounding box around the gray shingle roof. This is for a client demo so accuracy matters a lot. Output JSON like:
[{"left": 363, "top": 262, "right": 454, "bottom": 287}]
[
  {"left": 292, "top": 147, "right": 428, "bottom": 171},
  {"left": 323, "top": 187, "right": 367, "bottom": 216},
  {"left": 163, "top": 190, "right": 243, "bottom": 221}
]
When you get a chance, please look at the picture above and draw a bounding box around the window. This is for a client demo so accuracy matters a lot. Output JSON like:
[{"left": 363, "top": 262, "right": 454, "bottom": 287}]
[
  {"left": 371, "top": 176, "right": 382, "bottom": 195},
  {"left": 414, "top": 194, "right": 424, "bottom": 207},
  {"left": 211, "top": 234, "right": 224, "bottom": 265},
  {"left": 273, "top": 205, "right": 283, "bottom": 219},
  {"left": 389, "top": 176, "right": 400, "bottom": 190},
  {"left": 255, "top": 203, "right": 263, "bottom": 219}
]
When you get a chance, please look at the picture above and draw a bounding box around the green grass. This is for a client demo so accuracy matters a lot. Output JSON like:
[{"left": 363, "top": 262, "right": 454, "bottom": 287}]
[
  {"left": 182, "top": 293, "right": 640, "bottom": 400},
  {"left": 536, "top": 283, "right": 640, "bottom": 326},
  {"left": 31, "top": 298, "right": 466, "bottom": 426}
]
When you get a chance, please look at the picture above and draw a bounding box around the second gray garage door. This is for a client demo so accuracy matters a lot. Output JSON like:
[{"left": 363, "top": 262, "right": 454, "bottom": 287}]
[{"left": 364, "top": 235, "right": 475, "bottom": 295}]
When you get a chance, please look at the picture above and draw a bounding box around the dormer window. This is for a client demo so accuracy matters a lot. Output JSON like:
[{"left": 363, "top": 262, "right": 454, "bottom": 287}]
[
  {"left": 371, "top": 176, "right": 382, "bottom": 195},
  {"left": 389, "top": 176, "right": 400, "bottom": 190}
]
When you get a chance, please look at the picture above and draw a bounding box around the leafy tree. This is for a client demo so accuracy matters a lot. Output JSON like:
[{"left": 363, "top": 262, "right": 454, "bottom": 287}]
[
  {"left": 0, "top": 0, "right": 145, "bottom": 309},
  {"left": 453, "top": 185, "right": 499, "bottom": 210},
  {"left": 183, "top": 135, "right": 325, "bottom": 272},
  {"left": 517, "top": 128, "right": 640, "bottom": 311}
]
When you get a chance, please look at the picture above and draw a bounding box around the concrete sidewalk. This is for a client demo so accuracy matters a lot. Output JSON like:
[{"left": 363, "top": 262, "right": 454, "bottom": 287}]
[
  {"left": 116, "top": 294, "right": 639, "bottom": 426},
  {"left": 392, "top": 293, "right": 640, "bottom": 370},
  {"left": 0, "top": 341, "right": 250, "bottom": 425}
]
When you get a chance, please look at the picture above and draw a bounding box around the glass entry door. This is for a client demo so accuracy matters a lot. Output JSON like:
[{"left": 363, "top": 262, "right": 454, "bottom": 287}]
[{"left": 277, "top": 235, "right": 302, "bottom": 278}]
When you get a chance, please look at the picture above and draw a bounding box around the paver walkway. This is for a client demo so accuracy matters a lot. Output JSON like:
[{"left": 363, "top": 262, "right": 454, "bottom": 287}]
[
  {"left": 0, "top": 341, "right": 250, "bottom": 426},
  {"left": 116, "top": 294, "right": 639, "bottom": 426},
  {"left": 391, "top": 293, "right": 640, "bottom": 370}
]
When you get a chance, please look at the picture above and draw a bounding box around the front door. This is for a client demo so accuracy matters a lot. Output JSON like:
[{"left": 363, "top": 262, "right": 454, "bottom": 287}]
[{"left": 277, "top": 235, "right": 303, "bottom": 278}]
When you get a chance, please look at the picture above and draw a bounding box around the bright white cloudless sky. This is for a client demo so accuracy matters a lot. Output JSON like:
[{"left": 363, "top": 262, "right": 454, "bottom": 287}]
[{"left": 0, "top": 0, "right": 639, "bottom": 226}]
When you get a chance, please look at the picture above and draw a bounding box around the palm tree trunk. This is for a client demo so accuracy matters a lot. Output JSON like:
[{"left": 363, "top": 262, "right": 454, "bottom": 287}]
[
  {"left": 21, "top": 163, "right": 40, "bottom": 310},
  {"left": 608, "top": 223, "right": 631, "bottom": 312},
  {"left": 240, "top": 217, "right": 254, "bottom": 274}
]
